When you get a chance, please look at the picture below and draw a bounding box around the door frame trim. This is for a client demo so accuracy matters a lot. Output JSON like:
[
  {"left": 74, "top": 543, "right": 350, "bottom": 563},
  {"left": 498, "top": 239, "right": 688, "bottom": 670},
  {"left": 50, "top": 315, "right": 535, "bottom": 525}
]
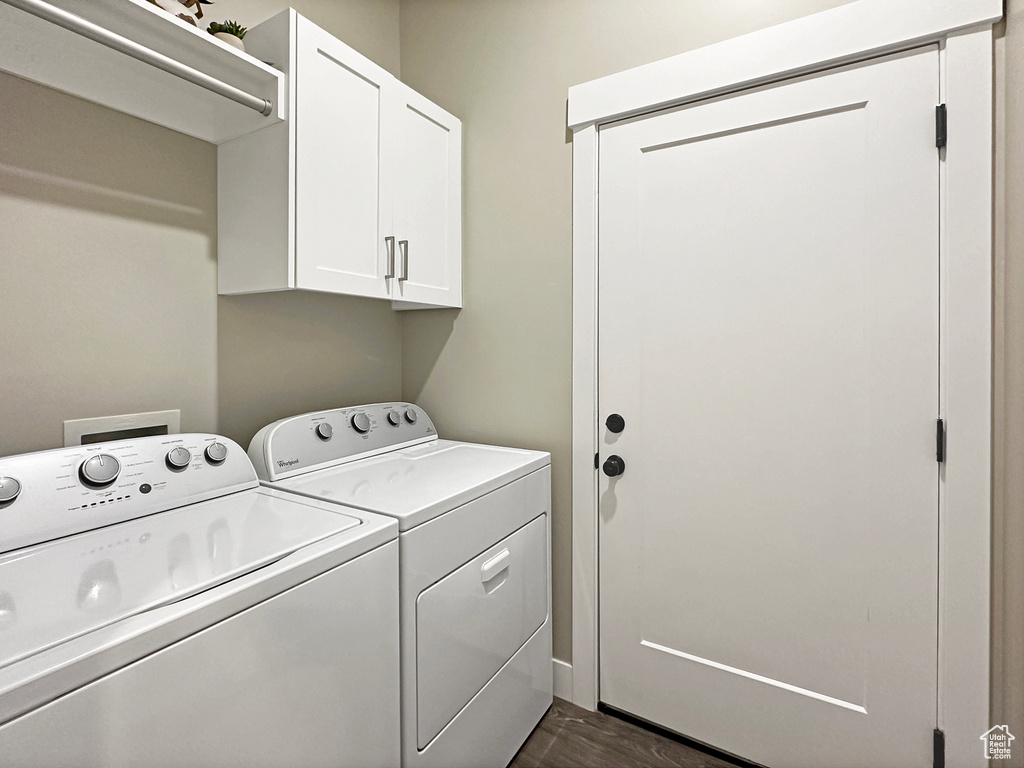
[{"left": 569, "top": 5, "right": 995, "bottom": 766}]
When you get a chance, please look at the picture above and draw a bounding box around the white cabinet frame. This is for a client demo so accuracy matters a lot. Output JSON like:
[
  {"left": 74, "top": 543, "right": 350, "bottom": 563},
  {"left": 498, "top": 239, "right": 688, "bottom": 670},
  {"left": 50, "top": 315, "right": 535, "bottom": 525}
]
[
  {"left": 569, "top": 3, "right": 998, "bottom": 766},
  {"left": 217, "top": 9, "right": 461, "bottom": 309}
]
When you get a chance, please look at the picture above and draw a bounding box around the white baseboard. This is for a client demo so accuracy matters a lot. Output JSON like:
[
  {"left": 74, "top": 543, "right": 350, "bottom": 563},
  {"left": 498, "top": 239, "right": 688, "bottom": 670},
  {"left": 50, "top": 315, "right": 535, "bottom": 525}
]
[{"left": 553, "top": 658, "right": 572, "bottom": 701}]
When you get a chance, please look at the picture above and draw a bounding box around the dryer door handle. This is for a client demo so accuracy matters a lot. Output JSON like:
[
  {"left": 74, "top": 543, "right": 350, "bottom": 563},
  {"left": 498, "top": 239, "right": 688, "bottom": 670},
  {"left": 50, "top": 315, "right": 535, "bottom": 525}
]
[{"left": 481, "top": 549, "right": 510, "bottom": 583}]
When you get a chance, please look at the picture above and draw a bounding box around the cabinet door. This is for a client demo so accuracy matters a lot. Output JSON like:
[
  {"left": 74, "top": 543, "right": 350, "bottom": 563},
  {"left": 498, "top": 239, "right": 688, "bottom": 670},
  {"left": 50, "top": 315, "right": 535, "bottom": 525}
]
[
  {"left": 294, "top": 18, "right": 392, "bottom": 298},
  {"left": 387, "top": 82, "right": 462, "bottom": 309}
]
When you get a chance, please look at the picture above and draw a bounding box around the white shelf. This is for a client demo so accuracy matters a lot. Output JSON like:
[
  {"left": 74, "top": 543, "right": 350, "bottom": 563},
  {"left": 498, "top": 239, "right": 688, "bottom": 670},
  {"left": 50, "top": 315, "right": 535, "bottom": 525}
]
[{"left": 0, "top": 0, "right": 284, "bottom": 144}]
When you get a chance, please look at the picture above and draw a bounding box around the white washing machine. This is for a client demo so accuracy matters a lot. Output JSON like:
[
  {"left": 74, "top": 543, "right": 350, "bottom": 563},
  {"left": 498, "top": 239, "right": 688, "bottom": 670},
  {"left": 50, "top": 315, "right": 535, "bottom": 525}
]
[
  {"left": 248, "top": 402, "right": 552, "bottom": 768},
  {"left": 0, "top": 433, "right": 401, "bottom": 768}
]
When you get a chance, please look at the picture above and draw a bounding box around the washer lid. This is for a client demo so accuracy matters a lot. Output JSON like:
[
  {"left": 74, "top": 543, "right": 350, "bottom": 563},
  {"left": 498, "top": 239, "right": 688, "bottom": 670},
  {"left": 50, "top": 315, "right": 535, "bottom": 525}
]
[
  {"left": 0, "top": 489, "right": 360, "bottom": 671},
  {"left": 273, "top": 440, "right": 551, "bottom": 530}
]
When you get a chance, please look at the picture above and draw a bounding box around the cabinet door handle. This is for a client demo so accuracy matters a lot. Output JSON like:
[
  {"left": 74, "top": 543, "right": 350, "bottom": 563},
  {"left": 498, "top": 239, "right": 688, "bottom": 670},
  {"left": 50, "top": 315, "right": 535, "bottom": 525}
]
[
  {"left": 398, "top": 240, "right": 409, "bottom": 282},
  {"left": 384, "top": 236, "right": 396, "bottom": 279}
]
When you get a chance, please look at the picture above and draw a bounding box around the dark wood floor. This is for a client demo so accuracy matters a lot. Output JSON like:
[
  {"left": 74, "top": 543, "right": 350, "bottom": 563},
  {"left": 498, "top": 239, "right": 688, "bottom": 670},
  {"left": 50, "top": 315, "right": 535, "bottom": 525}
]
[{"left": 509, "top": 698, "right": 746, "bottom": 768}]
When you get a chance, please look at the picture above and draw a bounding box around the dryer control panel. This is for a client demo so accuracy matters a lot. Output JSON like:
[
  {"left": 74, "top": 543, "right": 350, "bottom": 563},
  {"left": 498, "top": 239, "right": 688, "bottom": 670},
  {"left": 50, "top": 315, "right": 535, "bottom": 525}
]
[
  {"left": 0, "top": 435, "right": 257, "bottom": 554},
  {"left": 248, "top": 402, "right": 437, "bottom": 482}
]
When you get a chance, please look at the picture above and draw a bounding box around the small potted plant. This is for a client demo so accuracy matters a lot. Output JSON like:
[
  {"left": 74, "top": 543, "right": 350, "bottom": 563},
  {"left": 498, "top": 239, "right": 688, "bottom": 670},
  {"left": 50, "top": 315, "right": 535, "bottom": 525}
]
[{"left": 207, "top": 20, "right": 247, "bottom": 51}]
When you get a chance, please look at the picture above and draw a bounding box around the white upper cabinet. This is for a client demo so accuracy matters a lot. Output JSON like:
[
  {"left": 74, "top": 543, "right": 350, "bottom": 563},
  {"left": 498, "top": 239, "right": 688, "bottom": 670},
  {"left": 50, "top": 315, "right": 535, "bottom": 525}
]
[
  {"left": 217, "top": 10, "right": 462, "bottom": 309},
  {"left": 293, "top": 17, "right": 391, "bottom": 299},
  {"left": 386, "top": 82, "right": 463, "bottom": 309}
]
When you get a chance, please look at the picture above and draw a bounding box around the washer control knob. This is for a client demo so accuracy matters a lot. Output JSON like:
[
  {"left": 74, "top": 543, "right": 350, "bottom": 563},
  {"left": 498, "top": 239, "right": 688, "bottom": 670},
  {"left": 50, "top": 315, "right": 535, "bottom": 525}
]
[
  {"left": 166, "top": 447, "right": 192, "bottom": 470},
  {"left": 0, "top": 477, "right": 22, "bottom": 505},
  {"left": 351, "top": 413, "right": 371, "bottom": 434},
  {"left": 80, "top": 454, "right": 121, "bottom": 486},
  {"left": 404, "top": 408, "right": 418, "bottom": 425},
  {"left": 387, "top": 411, "right": 401, "bottom": 427},
  {"left": 204, "top": 442, "right": 228, "bottom": 464},
  {"left": 316, "top": 422, "right": 334, "bottom": 441}
]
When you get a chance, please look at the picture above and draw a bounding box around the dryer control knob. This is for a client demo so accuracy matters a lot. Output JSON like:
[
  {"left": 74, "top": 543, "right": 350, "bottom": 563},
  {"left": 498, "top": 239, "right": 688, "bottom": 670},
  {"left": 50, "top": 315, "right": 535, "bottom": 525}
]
[
  {"left": 80, "top": 454, "right": 121, "bottom": 486},
  {"left": 166, "top": 447, "right": 192, "bottom": 470},
  {"left": 404, "top": 408, "right": 418, "bottom": 424},
  {"left": 387, "top": 411, "right": 401, "bottom": 427},
  {"left": 316, "top": 422, "right": 334, "bottom": 441},
  {"left": 204, "top": 442, "right": 228, "bottom": 464},
  {"left": 351, "top": 413, "right": 371, "bottom": 434},
  {"left": 0, "top": 476, "right": 22, "bottom": 504}
]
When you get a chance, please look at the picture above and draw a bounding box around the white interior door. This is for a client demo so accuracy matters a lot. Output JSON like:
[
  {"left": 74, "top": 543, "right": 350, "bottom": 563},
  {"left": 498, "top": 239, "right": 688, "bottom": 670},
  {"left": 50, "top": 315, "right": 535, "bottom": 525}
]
[
  {"left": 294, "top": 17, "right": 390, "bottom": 298},
  {"left": 597, "top": 48, "right": 940, "bottom": 768}
]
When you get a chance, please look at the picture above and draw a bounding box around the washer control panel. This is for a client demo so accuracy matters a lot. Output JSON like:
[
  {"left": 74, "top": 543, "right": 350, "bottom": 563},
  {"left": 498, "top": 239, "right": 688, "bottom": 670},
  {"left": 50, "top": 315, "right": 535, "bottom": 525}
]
[
  {"left": 0, "top": 434, "right": 257, "bottom": 554},
  {"left": 248, "top": 402, "right": 437, "bottom": 482}
]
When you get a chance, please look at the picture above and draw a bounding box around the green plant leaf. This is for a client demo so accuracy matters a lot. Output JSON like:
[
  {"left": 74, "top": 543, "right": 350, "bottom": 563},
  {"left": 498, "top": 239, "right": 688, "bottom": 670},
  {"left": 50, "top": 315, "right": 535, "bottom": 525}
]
[{"left": 207, "top": 19, "right": 246, "bottom": 38}]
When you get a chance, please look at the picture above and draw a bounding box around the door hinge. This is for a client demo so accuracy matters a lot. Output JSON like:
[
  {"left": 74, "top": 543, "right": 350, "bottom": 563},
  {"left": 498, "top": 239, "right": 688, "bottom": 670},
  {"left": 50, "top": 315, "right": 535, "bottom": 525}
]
[
  {"left": 594, "top": 452, "right": 599, "bottom": 470},
  {"left": 935, "top": 104, "right": 947, "bottom": 149},
  {"left": 933, "top": 728, "right": 945, "bottom": 768},
  {"left": 936, "top": 418, "right": 946, "bottom": 463}
]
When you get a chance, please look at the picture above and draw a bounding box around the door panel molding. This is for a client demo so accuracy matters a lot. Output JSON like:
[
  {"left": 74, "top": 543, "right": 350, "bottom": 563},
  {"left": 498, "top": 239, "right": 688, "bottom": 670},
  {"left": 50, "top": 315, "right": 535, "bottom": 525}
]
[
  {"left": 640, "top": 639, "right": 868, "bottom": 714},
  {"left": 638, "top": 100, "right": 867, "bottom": 155},
  {"left": 570, "top": 11, "right": 993, "bottom": 768}
]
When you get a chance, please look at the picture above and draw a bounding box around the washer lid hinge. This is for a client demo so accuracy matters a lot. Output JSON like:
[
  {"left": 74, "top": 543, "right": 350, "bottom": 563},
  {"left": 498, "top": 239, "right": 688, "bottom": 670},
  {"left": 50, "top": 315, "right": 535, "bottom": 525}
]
[{"left": 936, "top": 104, "right": 947, "bottom": 149}]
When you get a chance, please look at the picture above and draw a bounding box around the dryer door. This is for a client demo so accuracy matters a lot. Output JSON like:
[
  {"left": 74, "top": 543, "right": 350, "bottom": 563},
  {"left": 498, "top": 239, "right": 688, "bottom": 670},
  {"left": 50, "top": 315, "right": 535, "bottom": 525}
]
[{"left": 415, "top": 514, "right": 547, "bottom": 749}]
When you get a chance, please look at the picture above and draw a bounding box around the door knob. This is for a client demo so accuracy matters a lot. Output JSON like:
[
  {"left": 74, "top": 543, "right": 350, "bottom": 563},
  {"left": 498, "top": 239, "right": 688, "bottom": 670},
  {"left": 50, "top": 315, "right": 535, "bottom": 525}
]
[
  {"left": 602, "top": 455, "right": 626, "bottom": 477},
  {"left": 605, "top": 413, "right": 625, "bottom": 433}
]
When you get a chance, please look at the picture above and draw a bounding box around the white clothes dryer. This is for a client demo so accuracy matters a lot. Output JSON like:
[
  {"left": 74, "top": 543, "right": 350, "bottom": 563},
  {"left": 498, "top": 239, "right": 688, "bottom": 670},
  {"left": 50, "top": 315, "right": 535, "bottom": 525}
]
[
  {"left": 248, "top": 403, "right": 552, "bottom": 768},
  {"left": 0, "top": 433, "right": 400, "bottom": 768}
]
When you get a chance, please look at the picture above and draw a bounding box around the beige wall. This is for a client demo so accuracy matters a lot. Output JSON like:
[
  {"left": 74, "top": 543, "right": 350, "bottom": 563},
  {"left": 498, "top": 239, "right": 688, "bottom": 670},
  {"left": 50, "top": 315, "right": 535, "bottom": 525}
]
[
  {"left": 1, "top": 0, "right": 1018, "bottom": 730},
  {"left": 214, "top": 0, "right": 400, "bottom": 77},
  {"left": 0, "top": 0, "right": 401, "bottom": 458},
  {"left": 213, "top": 0, "right": 404, "bottom": 447},
  {"left": 215, "top": 1, "right": 403, "bottom": 447},
  {"left": 0, "top": 72, "right": 218, "bottom": 455},
  {"left": 994, "top": 2, "right": 1024, "bottom": 758},
  {"left": 398, "top": 0, "right": 849, "bottom": 663}
]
